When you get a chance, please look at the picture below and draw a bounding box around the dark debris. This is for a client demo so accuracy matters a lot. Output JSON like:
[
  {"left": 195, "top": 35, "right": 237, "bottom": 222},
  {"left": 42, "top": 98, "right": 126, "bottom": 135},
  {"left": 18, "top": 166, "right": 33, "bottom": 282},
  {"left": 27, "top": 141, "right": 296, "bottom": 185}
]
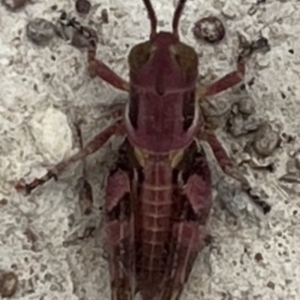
[
  {"left": 75, "top": 0, "right": 91, "bottom": 15},
  {"left": 55, "top": 13, "right": 98, "bottom": 48}
]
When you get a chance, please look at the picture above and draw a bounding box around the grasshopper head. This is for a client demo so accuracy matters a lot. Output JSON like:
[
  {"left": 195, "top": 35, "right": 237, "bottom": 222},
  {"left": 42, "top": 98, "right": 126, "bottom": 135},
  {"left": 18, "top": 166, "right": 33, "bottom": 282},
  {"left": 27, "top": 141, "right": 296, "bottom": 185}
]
[{"left": 128, "top": 0, "right": 198, "bottom": 94}]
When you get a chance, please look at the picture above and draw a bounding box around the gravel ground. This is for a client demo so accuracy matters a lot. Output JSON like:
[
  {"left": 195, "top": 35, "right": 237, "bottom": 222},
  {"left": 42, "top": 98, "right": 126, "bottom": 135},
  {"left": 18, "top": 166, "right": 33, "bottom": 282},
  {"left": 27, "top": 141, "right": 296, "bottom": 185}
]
[{"left": 0, "top": 0, "right": 299, "bottom": 300}]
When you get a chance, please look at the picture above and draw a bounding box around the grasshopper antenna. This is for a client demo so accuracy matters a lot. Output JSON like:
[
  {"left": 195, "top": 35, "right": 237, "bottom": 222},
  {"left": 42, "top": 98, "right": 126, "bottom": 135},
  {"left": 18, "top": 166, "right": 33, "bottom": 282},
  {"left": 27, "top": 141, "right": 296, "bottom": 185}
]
[
  {"left": 172, "top": 0, "right": 188, "bottom": 37},
  {"left": 142, "top": 0, "right": 157, "bottom": 38}
]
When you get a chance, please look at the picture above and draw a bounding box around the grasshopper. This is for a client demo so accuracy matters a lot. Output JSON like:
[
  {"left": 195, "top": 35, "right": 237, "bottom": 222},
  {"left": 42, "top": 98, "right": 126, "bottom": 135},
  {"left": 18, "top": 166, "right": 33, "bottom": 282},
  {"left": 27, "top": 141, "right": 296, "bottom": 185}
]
[{"left": 15, "top": 1, "right": 270, "bottom": 299}]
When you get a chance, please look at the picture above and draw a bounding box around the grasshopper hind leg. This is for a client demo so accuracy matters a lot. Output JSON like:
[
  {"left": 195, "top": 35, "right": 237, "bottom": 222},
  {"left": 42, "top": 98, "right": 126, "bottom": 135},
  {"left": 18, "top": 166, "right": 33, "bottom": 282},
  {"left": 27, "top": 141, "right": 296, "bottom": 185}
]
[
  {"left": 161, "top": 143, "right": 213, "bottom": 300},
  {"left": 105, "top": 141, "right": 138, "bottom": 300}
]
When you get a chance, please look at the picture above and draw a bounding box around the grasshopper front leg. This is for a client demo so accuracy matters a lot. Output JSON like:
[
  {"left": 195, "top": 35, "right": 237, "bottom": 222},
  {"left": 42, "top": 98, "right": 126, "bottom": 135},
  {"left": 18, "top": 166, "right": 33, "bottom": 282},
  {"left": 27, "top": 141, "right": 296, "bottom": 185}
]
[
  {"left": 15, "top": 120, "right": 122, "bottom": 194},
  {"left": 88, "top": 41, "right": 130, "bottom": 92},
  {"left": 162, "top": 144, "right": 212, "bottom": 300},
  {"left": 197, "top": 54, "right": 246, "bottom": 98},
  {"left": 197, "top": 37, "right": 268, "bottom": 98}
]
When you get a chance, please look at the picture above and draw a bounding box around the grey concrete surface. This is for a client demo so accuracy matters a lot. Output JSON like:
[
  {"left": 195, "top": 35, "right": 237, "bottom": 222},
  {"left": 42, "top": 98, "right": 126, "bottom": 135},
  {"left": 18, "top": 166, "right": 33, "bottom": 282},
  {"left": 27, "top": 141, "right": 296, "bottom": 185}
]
[{"left": 0, "top": 0, "right": 299, "bottom": 299}]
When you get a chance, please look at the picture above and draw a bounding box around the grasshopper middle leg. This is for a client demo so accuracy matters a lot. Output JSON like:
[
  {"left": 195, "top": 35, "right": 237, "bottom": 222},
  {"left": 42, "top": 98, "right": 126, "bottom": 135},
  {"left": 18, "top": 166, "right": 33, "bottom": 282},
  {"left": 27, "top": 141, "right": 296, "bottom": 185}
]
[
  {"left": 15, "top": 121, "right": 122, "bottom": 194},
  {"left": 202, "top": 130, "right": 271, "bottom": 214},
  {"left": 161, "top": 143, "right": 212, "bottom": 300}
]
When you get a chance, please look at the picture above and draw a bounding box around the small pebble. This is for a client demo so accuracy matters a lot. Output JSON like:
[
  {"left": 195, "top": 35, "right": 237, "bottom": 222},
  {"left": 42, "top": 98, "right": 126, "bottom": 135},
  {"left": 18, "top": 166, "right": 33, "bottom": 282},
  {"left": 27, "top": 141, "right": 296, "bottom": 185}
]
[
  {"left": 1, "top": 0, "right": 27, "bottom": 11},
  {"left": 237, "top": 98, "right": 255, "bottom": 115},
  {"left": 227, "top": 114, "right": 261, "bottom": 137},
  {"left": 0, "top": 272, "right": 18, "bottom": 298},
  {"left": 254, "top": 252, "right": 263, "bottom": 262},
  {"left": 193, "top": 16, "right": 225, "bottom": 44},
  {"left": 253, "top": 123, "right": 280, "bottom": 157},
  {"left": 75, "top": 0, "right": 91, "bottom": 14},
  {"left": 26, "top": 18, "right": 55, "bottom": 46}
]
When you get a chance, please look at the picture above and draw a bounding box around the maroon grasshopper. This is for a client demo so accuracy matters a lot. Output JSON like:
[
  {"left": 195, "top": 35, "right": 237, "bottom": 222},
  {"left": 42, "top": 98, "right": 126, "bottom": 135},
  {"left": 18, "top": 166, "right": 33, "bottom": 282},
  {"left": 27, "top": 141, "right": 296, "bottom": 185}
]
[{"left": 15, "top": 1, "right": 271, "bottom": 299}]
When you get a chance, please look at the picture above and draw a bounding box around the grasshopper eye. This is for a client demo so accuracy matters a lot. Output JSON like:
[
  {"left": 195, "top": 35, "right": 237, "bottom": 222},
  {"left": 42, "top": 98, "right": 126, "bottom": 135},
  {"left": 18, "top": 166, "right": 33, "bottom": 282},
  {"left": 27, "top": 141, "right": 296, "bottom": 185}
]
[
  {"left": 171, "top": 43, "right": 198, "bottom": 73},
  {"left": 128, "top": 41, "right": 154, "bottom": 71}
]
